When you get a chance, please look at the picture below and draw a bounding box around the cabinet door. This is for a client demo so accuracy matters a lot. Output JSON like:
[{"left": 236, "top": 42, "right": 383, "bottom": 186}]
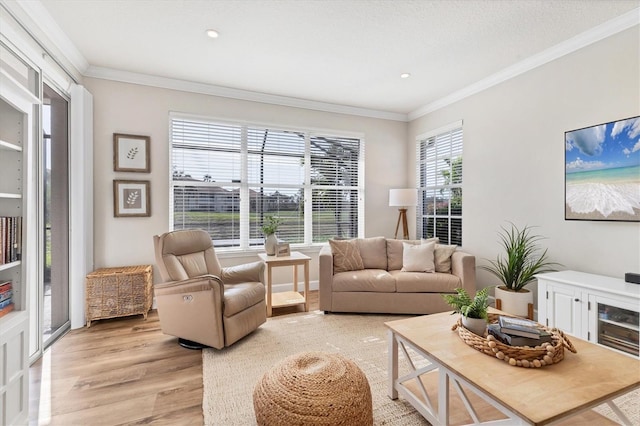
[
  {"left": 0, "top": 312, "right": 28, "bottom": 425},
  {"left": 588, "top": 294, "right": 639, "bottom": 358},
  {"left": 546, "top": 284, "right": 582, "bottom": 337}
]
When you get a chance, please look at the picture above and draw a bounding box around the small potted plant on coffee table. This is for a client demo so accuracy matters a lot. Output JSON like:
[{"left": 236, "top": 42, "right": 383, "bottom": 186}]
[{"left": 443, "top": 287, "right": 491, "bottom": 336}]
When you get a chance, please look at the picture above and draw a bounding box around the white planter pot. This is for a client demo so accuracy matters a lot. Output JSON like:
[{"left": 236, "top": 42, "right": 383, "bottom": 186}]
[
  {"left": 462, "top": 316, "right": 487, "bottom": 336},
  {"left": 495, "top": 286, "right": 533, "bottom": 318},
  {"left": 264, "top": 233, "right": 278, "bottom": 256}
]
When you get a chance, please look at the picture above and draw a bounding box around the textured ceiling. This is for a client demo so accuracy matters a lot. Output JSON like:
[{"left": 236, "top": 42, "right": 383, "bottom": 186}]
[{"left": 37, "top": 0, "right": 639, "bottom": 116}]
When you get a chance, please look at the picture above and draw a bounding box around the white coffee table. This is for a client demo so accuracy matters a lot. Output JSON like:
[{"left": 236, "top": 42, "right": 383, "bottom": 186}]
[{"left": 386, "top": 310, "right": 640, "bottom": 425}]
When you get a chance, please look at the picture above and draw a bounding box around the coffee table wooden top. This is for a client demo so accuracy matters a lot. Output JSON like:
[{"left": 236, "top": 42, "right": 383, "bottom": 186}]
[{"left": 385, "top": 310, "right": 640, "bottom": 425}]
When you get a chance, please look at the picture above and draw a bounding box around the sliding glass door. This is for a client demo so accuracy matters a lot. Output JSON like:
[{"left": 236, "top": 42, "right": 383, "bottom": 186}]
[{"left": 42, "top": 83, "right": 70, "bottom": 347}]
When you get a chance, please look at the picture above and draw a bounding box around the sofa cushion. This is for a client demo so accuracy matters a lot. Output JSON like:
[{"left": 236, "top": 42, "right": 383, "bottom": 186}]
[
  {"left": 356, "top": 237, "right": 387, "bottom": 270},
  {"left": 401, "top": 241, "right": 436, "bottom": 272},
  {"left": 435, "top": 244, "right": 457, "bottom": 273},
  {"left": 390, "top": 270, "right": 461, "bottom": 293},
  {"left": 329, "top": 239, "right": 364, "bottom": 273},
  {"left": 386, "top": 237, "right": 438, "bottom": 271},
  {"left": 333, "top": 269, "right": 396, "bottom": 293}
]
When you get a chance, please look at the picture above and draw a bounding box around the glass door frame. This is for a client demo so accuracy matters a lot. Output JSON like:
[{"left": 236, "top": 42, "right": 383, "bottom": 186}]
[{"left": 38, "top": 79, "right": 71, "bottom": 352}]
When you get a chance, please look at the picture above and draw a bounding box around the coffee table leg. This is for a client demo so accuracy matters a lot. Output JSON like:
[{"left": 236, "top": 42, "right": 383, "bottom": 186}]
[
  {"left": 388, "top": 330, "right": 398, "bottom": 399},
  {"left": 438, "top": 370, "right": 450, "bottom": 424}
]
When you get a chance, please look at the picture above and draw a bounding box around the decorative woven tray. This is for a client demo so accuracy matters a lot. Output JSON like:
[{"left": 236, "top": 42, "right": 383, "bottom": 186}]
[{"left": 452, "top": 313, "right": 577, "bottom": 368}]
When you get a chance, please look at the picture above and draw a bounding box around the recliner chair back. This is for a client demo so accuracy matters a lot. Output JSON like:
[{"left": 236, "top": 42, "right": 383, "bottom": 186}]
[{"left": 154, "top": 229, "right": 222, "bottom": 281}]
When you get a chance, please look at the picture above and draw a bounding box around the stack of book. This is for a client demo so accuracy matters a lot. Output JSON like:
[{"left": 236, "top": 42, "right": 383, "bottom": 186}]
[
  {"left": 488, "top": 315, "right": 552, "bottom": 347},
  {"left": 0, "top": 280, "right": 13, "bottom": 318}
]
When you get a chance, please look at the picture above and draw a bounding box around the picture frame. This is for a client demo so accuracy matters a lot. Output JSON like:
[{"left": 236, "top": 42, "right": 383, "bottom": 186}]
[
  {"left": 565, "top": 115, "right": 640, "bottom": 222},
  {"left": 275, "top": 242, "right": 291, "bottom": 257},
  {"left": 114, "top": 133, "right": 150, "bottom": 173},
  {"left": 113, "top": 180, "right": 151, "bottom": 217}
]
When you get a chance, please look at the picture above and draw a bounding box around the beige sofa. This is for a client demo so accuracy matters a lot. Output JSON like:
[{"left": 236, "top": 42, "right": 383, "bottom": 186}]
[{"left": 319, "top": 237, "right": 476, "bottom": 315}]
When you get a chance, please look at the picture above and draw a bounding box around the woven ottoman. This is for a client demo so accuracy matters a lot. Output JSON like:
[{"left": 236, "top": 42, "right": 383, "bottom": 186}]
[{"left": 253, "top": 351, "right": 373, "bottom": 425}]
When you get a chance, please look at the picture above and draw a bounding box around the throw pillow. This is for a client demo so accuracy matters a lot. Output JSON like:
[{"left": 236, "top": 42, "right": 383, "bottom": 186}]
[
  {"left": 329, "top": 239, "right": 365, "bottom": 273},
  {"left": 386, "top": 239, "right": 421, "bottom": 271},
  {"left": 434, "top": 244, "right": 457, "bottom": 273},
  {"left": 401, "top": 241, "right": 436, "bottom": 273}
]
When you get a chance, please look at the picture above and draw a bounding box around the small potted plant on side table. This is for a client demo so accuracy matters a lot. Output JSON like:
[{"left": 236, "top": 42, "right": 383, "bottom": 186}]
[
  {"left": 262, "top": 215, "right": 282, "bottom": 256},
  {"left": 443, "top": 287, "right": 491, "bottom": 336}
]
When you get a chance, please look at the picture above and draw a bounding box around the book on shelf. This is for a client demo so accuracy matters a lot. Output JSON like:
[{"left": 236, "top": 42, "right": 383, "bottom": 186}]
[
  {"left": 0, "top": 289, "right": 12, "bottom": 303},
  {"left": 0, "top": 280, "right": 12, "bottom": 292},
  {"left": 488, "top": 324, "right": 552, "bottom": 347},
  {"left": 498, "top": 315, "right": 542, "bottom": 338},
  {"left": 0, "top": 298, "right": 13, "bottom": 309},
  {"left": 0, "top": 216, "right": 22, "bottom": 264},
  {"left": 0, "top": 302, "right": 14, "bottom": 318}
]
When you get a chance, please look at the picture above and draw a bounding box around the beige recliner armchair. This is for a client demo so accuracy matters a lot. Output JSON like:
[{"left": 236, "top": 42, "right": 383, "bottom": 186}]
[{"left": 153, "top": 229, "right": 266, "bottom": 349}]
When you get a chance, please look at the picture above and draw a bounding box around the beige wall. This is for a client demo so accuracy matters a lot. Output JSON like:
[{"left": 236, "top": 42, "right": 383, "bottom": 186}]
[
  {"left": 84, "top": 78, "right": 407, "bottom": 283},
  {"left": 408, "top": 27, "right": 640, "bottom": 293}
]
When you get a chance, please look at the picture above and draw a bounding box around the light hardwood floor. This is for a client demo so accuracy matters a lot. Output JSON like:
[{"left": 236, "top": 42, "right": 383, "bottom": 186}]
[{"left": 28, "top": 291, "right": 319, "bottom": 426}]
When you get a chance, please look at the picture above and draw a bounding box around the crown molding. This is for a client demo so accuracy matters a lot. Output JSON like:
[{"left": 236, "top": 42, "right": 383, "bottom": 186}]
[
  {"left": 84, "top": 65, "right": 409, "bottom": 121},
  {"left": 3, "top": 0, "right": 89, "bottom": 74},
  {"left": 408, "top": 7, "right": 640, "bottom": 121}
]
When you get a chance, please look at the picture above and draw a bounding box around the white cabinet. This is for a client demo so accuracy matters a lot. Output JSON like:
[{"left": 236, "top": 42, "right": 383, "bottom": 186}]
[
  {"left": 0, "top": 67, "right": 36, "bottom": 425},
  {"left": 537, "top": 271, "right": 640, "bottom": 358}
]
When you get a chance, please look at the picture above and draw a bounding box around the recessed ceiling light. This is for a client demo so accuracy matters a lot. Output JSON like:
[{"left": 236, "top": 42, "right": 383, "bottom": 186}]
[
  {"left": 400, "top": 73, "right": 411, "bottom": 79},
  {"left": 206, "top": 29, "right": 219, "bottom": 39}
]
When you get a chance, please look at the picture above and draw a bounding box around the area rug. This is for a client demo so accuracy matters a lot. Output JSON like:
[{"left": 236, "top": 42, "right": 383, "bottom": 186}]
[
  {"left": 202, "top": 311, "right": 639, "bottom": 426},
  {"left": 202, "top": 311, "right": 428, "bottom": 425}
]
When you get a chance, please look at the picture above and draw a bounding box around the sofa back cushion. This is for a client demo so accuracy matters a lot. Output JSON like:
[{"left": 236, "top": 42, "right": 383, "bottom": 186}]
[
  {"left": 356, "top": 237, "right": 387, "bottom": 270},
  {"left": 329, "top": 239, "right": 365, "bottom": 273},
  {"left": 386, "top": 237, "right": 438, "bottom": 271}
]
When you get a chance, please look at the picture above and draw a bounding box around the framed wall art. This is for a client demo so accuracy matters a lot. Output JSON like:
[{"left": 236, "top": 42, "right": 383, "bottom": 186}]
[
  {"left": 565, "top": 115, "right": 640, "bottom": 222},
  {"left": 113, "top": 180, "right": 151, "bottom": 217},
  {"left": 114, "top": 133, "right": 150, "bottom": 172}
]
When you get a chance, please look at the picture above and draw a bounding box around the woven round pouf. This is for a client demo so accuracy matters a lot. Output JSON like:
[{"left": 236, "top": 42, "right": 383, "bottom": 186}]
[{"left": 253, "top": 351, "right": 373, "bottom": 425}]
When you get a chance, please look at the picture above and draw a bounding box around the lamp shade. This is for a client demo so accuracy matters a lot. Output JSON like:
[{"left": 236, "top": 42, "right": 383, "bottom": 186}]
[{"left": 389, "top": 189, "right": 417, "bottom": 207}]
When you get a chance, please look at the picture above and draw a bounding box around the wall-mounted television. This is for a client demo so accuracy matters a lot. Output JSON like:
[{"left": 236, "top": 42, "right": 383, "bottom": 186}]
[{"left": 565, "top": 116, "right": 640, "bottom": 222}]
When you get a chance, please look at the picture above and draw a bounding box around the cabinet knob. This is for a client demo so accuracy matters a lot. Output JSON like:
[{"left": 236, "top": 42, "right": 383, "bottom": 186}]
[{"left": 574, "top": 298, "right": 580, "bottom": 302}]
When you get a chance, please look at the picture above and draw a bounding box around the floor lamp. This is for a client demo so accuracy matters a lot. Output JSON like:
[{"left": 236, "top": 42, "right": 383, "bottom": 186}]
[{"left": 389, "top": 189, "right": 417, "bottom": 240}]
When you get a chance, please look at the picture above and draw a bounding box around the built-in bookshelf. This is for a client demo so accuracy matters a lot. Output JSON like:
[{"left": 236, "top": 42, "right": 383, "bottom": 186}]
[{"left": 0, "top": 66, "right": 34, "bottom": 425}]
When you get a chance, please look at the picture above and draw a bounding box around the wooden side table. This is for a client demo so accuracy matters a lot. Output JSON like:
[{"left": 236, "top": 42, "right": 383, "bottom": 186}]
[{"left": 258, "top": 252, "right": 310, "bottom": 317}]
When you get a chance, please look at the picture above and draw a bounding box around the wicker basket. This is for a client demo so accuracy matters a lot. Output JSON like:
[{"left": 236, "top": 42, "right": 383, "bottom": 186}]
[
  {"left": 453, "top": 313, "right": 577, "bottom": 368},
  {"left": 85, "top": 265, "right": 152, "bottom": 327}
]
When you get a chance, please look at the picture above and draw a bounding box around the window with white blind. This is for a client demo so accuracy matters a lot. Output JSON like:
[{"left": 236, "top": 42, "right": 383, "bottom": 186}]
[
  {"left": 416, "top": 121, "right": 463, "bottom": 245},
  {"left": 171, "top": 115, "right": 363, "bottom": 249}
]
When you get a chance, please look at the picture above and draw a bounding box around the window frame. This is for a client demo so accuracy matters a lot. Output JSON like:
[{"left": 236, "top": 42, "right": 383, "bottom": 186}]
[
  {"left": 415, "top": 120, "right": 463, "bottom": 245},
  {"left": 169, "top": 113, "right": 365, "bottom": 252}
]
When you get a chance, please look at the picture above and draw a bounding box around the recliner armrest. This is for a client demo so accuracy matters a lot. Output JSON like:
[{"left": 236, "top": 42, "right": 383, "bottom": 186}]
[
  {"left": 220, "top": 261, "right": 265, "bottom": 285},
  {"left": 154, "top": 275, "right": 224, "bottom": 298}
]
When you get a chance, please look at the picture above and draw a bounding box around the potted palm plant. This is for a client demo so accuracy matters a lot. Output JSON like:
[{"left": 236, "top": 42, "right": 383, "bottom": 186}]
[
  {"left": 481, "top": 223, "right": 560, "bottom": 317},
  {"left": 262, "top": 215, "right": 282, "bottom": 256},
  {"left": 443, "top": 287, "right": 490, "bottom": 335}
]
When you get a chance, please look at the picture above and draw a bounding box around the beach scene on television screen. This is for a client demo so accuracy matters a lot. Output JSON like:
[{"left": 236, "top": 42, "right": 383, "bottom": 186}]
[{"left": 565, "top": 116, "right": 640, "bottom": 221}]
